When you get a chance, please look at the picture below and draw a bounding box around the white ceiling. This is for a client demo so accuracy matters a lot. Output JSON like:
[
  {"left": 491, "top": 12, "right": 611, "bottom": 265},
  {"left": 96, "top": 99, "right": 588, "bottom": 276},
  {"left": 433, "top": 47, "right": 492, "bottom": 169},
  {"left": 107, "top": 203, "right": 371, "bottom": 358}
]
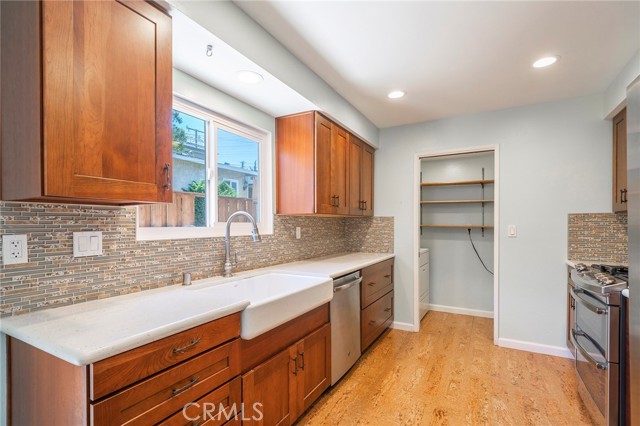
[
  {"left": 172, "top": 10, "right": 317, "bottom": 118},
  {"left": 235, "top": 1, "right": 640, "bottom": 128}
]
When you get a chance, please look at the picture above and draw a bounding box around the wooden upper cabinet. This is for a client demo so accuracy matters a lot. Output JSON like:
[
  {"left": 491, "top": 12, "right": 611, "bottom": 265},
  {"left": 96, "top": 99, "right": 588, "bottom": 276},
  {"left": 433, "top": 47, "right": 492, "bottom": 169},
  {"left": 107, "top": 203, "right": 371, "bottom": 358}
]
[
  {"left": 349, "top": 135, "right": 374, "bottom": 216},
  {"left": 613, "top": 108, "right": 627, "bottom": 212},
  {"left": 276, "top": 111, "right": 375, "bottom": 216},
  {"left": 315, "top": 115, "right": 334, "bottom": 214},
  {"left": 331, "top": 125, "right": 350, "bottom": 215},
  {"left": 0, "top": 0, "right": 172, "bottom": 205}
]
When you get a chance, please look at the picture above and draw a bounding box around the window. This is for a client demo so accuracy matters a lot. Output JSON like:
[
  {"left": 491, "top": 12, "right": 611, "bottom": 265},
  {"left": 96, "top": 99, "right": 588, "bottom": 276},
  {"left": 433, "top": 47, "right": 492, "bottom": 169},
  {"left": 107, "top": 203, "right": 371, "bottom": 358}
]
[{"left": 137, "top": 98, "right": 273, "bottom": 240}]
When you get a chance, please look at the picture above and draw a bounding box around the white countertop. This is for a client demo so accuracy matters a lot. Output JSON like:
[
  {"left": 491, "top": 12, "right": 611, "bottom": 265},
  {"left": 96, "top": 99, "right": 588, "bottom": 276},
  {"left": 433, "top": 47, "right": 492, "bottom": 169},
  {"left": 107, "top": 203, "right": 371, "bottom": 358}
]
[
  {"left": 270, "top": 252, "right": 394, "bottom": 278},
  {"left": 0, "top": 285, "right": 250, "bottom": 366},
  {"left": 0, "top": 252, "right": 394, "bottom": 366}
]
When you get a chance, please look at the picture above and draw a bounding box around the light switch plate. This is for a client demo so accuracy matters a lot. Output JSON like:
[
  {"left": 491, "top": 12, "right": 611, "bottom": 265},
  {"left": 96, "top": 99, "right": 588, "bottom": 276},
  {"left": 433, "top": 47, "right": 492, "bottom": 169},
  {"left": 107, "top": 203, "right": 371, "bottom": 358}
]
[
  {"left": 507, "top": 225, "right": 517, "bottom": 238},
  {"left": 2, "top": 235, "right": 29, "bottom": 265},
  {"left": 73, "top": 231, "right": 103, "bottom": 257}
]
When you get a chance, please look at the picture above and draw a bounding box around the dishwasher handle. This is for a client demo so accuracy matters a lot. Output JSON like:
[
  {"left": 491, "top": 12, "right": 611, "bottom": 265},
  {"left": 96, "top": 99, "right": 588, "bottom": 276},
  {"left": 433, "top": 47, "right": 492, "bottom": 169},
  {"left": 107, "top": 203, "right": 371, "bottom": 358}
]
[{"left": 334, "top": 277, "right": 363, "bottom": 293}]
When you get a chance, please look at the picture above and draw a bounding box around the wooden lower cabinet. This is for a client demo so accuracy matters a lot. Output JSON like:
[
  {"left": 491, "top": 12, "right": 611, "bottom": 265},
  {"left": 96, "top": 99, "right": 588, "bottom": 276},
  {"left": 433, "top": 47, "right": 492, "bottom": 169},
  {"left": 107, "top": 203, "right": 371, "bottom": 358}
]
[
  {"left": 242, "top": 323, "right": 331, "bottom": 426},
  {"left": 361, "top": 291, "right": 394, "bottom": 351},
  {"left": 298, "top": 324, "right": 331, "bottom": 413},
  {"left": 360, "top": 259, "right": 395, "bottom": 352},
  {"left": 8, "top": 307, "right": 336, "bottom": 425},
  {"left": 8, "top": 313, "right": 242, "bottom": 426}
]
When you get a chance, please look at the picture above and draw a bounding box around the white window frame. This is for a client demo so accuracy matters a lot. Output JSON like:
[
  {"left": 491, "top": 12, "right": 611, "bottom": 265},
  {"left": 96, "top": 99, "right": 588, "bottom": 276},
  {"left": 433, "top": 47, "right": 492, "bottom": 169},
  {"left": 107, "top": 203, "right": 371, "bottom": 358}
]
[{"left": 137, "top": 97, "right": 273, "bottom": 241}]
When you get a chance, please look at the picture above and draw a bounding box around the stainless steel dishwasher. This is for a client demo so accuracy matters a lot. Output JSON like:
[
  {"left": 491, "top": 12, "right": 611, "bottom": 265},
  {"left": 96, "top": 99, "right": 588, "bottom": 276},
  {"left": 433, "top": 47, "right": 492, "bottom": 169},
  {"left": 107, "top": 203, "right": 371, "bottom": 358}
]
[{"left": 330, "top": 271, "right": 362, "bottom": 385}]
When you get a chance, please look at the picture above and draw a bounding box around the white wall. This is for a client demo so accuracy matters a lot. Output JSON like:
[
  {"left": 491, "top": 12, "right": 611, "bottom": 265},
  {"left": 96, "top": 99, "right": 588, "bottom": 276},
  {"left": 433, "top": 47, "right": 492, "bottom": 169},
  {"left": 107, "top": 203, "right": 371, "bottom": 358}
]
[
  {"left": 171, "top": 0, "right": 380, "bottom": 147},
  {"left": 174, "top": 69, "right": 275, "bottom": 136},
  {"left": 420, "top": 153, "right": 495, "bottom": 313},
  {"left": 377, "top": 93, "right": 611, "bottom": 352},
  {"left": 604, "top": 50, "right": 640, "bottom": 118}
]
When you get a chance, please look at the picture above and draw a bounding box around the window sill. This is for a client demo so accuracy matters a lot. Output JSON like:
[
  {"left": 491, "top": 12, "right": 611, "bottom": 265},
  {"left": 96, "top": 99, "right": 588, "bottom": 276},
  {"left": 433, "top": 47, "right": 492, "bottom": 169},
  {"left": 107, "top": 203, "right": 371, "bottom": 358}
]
[{"left": 136, "top": 221, "right": 273, "bottom": 241}]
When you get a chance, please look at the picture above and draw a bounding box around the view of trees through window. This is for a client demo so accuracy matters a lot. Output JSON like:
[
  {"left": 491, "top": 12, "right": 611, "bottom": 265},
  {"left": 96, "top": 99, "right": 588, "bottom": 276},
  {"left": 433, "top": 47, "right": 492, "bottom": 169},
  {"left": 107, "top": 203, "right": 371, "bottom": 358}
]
[{"left": 138, "top": 106, "right": 261, "bottom": 228}]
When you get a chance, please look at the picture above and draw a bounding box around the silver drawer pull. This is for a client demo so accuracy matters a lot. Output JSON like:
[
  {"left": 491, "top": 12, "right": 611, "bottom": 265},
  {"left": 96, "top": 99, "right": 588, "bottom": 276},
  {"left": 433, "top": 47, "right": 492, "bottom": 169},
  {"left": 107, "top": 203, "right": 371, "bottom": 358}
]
[
  {"left": 384, "top": 308, "right": 391, "bottom": 312},
  {"left": 369, "top": 320, "right": 377, "bottom": 326},
  {"left": 570, "top": 288, "right": 607, "bottom": 315},
  {"left": 383, "top": 274, "right": 391, "bottom": 278},
  {"left": 173, "top": 338, "right": 201, "bottom": 354},
  {"left": 172, "top": 377, "right": 200, "bottom": 395},
  {"left": 571, "top": 329, "right": 607, "bottom": 370},
  {"left": 367, "top": 282, "right": 376, "bottom": 287}
]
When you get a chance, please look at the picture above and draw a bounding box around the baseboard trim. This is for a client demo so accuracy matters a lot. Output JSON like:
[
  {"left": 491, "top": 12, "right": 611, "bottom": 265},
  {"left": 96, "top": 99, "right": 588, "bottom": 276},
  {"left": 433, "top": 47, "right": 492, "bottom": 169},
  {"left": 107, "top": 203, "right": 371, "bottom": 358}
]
[
  {"left": 391, "top": 321, "right": 418, "bottom": 332},
  {"left": 498, "top": 338, "right": 575, "bottom": 359},
  {"left": 428, "top": 304, "right": 494, "bottom": 319}
]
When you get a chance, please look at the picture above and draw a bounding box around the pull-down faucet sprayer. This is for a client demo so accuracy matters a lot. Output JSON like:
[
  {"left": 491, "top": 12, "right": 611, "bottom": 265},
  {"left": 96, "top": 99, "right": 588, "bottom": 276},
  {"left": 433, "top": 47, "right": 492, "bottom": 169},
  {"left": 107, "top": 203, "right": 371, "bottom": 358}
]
[{"left": 224, "top": 211, "right": 261, "bottom": 277}]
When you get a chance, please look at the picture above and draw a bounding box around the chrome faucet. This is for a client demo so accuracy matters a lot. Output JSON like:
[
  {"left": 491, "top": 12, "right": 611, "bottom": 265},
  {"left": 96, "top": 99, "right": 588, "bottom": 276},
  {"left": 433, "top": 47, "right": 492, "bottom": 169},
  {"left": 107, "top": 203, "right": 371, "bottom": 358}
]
[{"left": 224, "top": 211, "right": 261, "bottom": 277}]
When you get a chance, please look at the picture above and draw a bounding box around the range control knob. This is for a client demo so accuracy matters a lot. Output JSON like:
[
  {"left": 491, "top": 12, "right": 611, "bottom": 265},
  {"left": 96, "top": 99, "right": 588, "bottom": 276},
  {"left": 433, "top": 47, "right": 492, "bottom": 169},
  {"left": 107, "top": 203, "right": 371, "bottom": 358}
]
[
  {"left": 575, "top": 263, "right": 588, "bottom": 272},
  {"left": 595, "top": 274, "right": 615, "bottom": 285}
]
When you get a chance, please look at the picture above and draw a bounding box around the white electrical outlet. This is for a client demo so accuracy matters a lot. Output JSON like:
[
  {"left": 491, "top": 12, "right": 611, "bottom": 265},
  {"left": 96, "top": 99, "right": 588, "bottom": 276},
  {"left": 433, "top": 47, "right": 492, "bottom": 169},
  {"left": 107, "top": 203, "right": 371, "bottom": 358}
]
[
  {"left": 3, "top": 235, "right": 29, "bottom": 265},
  {"left": 295, "top": 227, "right": 301, "bottom": 239}
]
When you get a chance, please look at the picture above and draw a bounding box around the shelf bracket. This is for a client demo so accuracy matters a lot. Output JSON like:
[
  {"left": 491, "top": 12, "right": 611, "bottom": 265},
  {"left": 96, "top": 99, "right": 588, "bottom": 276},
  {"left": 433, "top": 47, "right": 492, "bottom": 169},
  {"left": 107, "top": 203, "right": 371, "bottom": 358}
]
[{"left": 481, "top": 168, "right": 485, "bottom": 237}]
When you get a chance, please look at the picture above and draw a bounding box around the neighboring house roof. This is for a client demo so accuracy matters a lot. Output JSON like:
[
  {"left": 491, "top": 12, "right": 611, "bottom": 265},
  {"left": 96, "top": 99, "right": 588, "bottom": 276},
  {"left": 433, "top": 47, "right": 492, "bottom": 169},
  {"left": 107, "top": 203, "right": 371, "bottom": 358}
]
[{"left": 173, "top": 153, "right": 258, "bottom": 176}]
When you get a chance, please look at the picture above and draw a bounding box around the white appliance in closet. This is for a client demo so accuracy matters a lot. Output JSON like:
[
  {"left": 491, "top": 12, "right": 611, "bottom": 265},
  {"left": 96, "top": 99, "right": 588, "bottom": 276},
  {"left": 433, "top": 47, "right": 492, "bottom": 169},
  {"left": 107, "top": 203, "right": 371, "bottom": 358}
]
[{"left": 419, "top": 248, "right": 430, "bottom": 319}]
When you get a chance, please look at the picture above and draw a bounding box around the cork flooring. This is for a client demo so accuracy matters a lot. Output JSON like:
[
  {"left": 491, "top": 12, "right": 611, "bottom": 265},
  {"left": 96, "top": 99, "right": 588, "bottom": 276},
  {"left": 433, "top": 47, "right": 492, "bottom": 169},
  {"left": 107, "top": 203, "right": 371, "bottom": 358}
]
[{"left": 297, "top": 311, "right": 595, "bottom": 426}]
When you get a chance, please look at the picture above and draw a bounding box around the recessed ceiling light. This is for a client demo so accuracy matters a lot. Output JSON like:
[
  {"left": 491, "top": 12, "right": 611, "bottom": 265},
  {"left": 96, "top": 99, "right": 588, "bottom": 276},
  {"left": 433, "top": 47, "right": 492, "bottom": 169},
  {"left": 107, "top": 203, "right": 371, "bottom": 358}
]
[
  {"left": 236, "top": 70, "right": 264, "bottom": 85},
  {"left": 532, "top": 56, "right": 559, "bottom": 68},
  {"left": 388, "top": 90, "right": 405, "bottom": 99}
]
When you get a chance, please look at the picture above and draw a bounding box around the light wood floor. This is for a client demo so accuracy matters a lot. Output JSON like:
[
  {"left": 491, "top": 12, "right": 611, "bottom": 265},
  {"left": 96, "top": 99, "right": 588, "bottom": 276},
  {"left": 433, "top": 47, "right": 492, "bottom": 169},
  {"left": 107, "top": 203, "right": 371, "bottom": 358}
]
[{"left": 297, "top": 311, "right": 595, "bottom": 426}]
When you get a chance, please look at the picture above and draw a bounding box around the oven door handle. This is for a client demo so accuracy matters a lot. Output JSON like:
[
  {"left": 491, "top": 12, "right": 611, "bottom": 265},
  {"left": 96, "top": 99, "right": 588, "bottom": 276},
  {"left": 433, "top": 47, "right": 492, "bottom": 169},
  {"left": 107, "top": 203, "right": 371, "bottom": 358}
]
[
  {"left": 570, "top": 288, "right": 607, "bottom": 315},
  {"left": 571, "top": 329, "right": 608, "bottom": 370}
]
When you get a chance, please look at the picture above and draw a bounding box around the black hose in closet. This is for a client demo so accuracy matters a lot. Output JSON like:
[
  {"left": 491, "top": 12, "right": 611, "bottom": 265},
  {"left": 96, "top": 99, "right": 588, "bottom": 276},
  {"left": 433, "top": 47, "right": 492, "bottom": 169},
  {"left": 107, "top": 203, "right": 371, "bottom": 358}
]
[{"left": 467, "top": 228, "right": 494, "bottom": 276}]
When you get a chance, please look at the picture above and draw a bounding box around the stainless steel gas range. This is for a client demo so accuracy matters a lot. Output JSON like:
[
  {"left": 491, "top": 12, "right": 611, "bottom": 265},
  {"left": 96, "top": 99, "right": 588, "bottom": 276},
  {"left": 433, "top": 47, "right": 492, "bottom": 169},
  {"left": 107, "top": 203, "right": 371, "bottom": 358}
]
[{"left": 568, "top": 263, "right": 628, "bottom": 426}]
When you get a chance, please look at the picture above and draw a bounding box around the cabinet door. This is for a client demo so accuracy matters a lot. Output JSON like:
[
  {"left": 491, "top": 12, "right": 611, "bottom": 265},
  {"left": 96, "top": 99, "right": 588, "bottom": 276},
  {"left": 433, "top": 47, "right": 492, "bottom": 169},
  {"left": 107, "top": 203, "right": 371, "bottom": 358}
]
[
  {"left": 348, "top": 137, "right": 363, "bottom": 215},
  {"left": 613, "top": 108, "right": 627, "bottom": 212},
  {"left": 42, "top": 0, "right": 172, "bottom": 203},
  {"left": 331, "top": 125, "right": 350, "bottom": 215},
  {"left": 242, "top": 348, "right": 296, "bottom": 426},
  {"left": 299, "top": 323, "right": 331, "bottom": 415},
  {"left": 315, "top": 115, "right": 334, "bottom": 214},
  {"left": 361, "top": 144, "right": 375, "bottom": 216}
]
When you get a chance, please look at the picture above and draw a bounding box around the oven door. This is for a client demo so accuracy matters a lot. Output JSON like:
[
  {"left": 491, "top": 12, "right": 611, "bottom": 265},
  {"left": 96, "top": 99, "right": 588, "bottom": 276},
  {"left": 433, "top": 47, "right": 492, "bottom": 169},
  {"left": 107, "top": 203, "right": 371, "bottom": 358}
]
[{"left": 570, "top": 287, "right": 619, "bottom": 425}]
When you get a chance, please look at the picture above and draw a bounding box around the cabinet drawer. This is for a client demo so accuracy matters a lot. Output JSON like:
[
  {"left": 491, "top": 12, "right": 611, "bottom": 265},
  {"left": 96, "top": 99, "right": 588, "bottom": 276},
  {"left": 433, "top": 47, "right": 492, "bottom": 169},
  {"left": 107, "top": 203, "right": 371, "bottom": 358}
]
[
  {"left": 91, "top": 340, "right": 240, "bottom": 426},
  {"left": 91, "top": 313, "right": 240, "bottom": 400},
  {"left": 158, "top": 377, "right": 241, "bottom": 426},
  {"left": 361, "top": 291, "right": 393, "bottom": 351},
  {"left": 361, "top": 259, "right": 394, "bottom": 308}
]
